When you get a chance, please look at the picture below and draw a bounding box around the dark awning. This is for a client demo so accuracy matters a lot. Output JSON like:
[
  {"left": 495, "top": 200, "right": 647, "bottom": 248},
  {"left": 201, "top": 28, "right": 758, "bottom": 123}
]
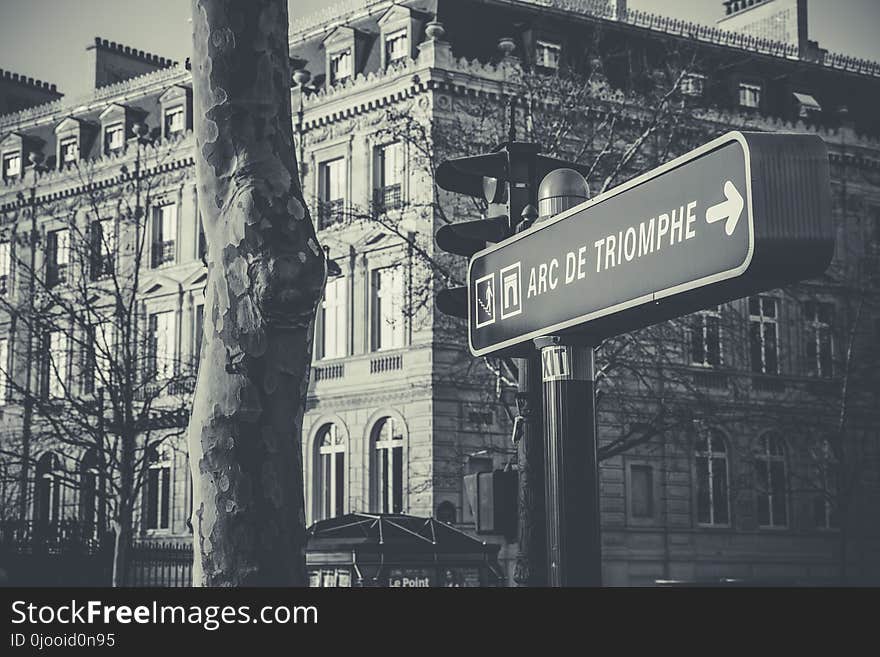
[{"left": 307, "top": 513, "right": 499, "bottom": 556}]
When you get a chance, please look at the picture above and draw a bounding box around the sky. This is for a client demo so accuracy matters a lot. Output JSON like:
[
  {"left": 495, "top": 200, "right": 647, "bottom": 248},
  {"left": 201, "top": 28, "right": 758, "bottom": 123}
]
[{"left": 0, "top": 0, "right": 878, "bottom": 99}]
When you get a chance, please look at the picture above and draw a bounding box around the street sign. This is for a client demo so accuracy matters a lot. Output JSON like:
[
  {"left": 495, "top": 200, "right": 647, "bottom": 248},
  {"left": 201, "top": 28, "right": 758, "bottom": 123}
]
[{"left": 467, "top": 131, "right": 833, "bottom": 357}]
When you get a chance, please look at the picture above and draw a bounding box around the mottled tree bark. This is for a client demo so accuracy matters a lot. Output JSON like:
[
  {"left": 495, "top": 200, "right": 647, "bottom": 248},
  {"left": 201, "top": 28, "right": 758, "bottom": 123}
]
[{"left": 188, "top": 0, "right": 325, "bottom": 586}]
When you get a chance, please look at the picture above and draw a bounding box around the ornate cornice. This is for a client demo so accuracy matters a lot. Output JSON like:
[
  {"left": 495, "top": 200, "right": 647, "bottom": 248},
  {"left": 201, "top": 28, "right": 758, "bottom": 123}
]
[{"left": 0, "top": 135, "right": 195, "bottom": 213}]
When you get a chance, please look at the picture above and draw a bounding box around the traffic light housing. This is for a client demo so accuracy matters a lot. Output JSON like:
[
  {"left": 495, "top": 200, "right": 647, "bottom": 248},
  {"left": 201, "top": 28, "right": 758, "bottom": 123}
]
[
  {"left": 434, "top": 141, "right": 591, "bottom": 319},
  {"left": 463, "top": 469, "right": 517, "bottom": 538}
]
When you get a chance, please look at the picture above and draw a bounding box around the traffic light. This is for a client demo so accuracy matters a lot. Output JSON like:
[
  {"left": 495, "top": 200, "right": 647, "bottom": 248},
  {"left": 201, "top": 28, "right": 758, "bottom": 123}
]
[
  {"left": 463, "top": 469, "right": 517, "bottom": 538},
  {"left": 434, "top": 141, "right": 590, "bottom": 319}
]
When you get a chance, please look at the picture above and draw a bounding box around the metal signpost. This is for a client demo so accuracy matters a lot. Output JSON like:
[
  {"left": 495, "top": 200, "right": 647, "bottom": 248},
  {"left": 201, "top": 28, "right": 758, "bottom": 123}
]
[
  {"left": 467, "top": 131, "right": 833, "bottom": 358},
  {"left": 462, "top": 131, "right": 833, "bottom": 586}
]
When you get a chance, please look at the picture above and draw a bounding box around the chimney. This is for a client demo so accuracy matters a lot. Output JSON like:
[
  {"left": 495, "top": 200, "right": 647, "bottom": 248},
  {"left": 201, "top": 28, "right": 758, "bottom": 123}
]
[
  {"left": 718, "top": 0, "right": 810, "bottom": 56},
  {"left": 0, "top": 69, "right": 63, "bottom": 115},
  {"left": 87, "top": 37, "right": 178, "bottom": 89}
]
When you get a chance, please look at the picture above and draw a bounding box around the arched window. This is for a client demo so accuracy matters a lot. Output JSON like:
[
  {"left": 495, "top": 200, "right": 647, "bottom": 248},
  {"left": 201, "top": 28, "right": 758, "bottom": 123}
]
[
  {"left": 756, "top": 433, "right": 787, "bottom": 528},
  {"left": 79, "top": 448, "right": 101, "bottom": 535},
  {"left": 372, "top": 416, "right": 404, "bottom": 514},
  {"left": 314, "top": 424, "right": 345, "bottom": 521},
  {"left": 695, "top": 430, "right": 729, "bottom": 526},
  {"left": 145, "top": 445, "right": 172, "bottom": 531},
  {"left": 436, "top": 501, "right": 456, "bottom": 524},
  {"left": 34, "top": 452, "right": 61, "bottom": 525}
]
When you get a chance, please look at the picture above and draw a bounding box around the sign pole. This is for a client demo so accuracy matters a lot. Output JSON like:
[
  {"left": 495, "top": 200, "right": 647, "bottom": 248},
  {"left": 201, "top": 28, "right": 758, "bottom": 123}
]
[{"left": 535, "top": 336, "right": 601, "bottom": 587}]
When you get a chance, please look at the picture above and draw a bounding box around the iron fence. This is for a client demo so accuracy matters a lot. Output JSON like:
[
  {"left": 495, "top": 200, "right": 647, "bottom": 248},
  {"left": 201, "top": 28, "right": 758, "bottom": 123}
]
[{"left": 126, "top": 539, "right": 193, "bottom": 587}]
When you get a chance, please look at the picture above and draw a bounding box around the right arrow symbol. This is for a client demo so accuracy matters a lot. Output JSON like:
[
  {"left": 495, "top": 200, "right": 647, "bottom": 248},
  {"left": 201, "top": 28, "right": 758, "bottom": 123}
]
[{"left": 705, "top": 180, "right": 744, "bottom": 236}]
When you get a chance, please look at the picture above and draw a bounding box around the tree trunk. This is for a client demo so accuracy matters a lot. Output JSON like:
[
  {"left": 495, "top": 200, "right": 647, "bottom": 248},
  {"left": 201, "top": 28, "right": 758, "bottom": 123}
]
[
  {"left": 111, "top": 430, "right": 136, "bottom": 587},
  {"left": 513, "top": 355, "right": 546, "bottom": 586},
  {"left": 187, "top": 0, "right": 325, "bottom": 586}
]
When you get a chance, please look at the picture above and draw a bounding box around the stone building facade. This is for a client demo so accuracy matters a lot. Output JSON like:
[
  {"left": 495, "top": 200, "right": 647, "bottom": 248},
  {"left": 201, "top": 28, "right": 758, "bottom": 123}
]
[{"left": 0, "top": 0, "right": 878, "bottom": 585}]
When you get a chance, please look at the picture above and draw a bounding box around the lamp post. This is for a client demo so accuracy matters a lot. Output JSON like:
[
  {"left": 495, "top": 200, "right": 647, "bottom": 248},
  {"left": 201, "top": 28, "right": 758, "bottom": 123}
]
[
  {"left": 531, "top": 168, "right": 600, "bottom": 588},
  {"left": 16, "top": 151, "right": 46, "bottom": 524}
]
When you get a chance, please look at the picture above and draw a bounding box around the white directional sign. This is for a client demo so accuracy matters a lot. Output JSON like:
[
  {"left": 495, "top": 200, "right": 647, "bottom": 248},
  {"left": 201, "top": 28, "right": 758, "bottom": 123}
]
[{"left": 467, "top": 131, "right": 833, "bottom": 357}]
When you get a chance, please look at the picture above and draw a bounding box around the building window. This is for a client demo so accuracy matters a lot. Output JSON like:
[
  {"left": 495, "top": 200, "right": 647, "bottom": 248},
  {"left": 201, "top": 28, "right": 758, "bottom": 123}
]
[
  {"left": 695, "top": 430, "right": 730, "bottom": 526},
  {"left": 79, "top": 448, "right": 101, "bottom": 537},
  {"left": 193, "top": 304, "right": 204, "bottom": 372},
  {"left": 145, "top": 446, "right": 172, "bottom": 531},
  {"left": 385, "top": 29, "right": 408, "bottom": 65},
  {"left": 329, "top": 49, "right": 353, "bottom": 84},
  {"left": 436, "top": 501, "right": 456, "bottom": 524},
  {"left": 318, "top": 158, "right": 346, "bottom": 229},
  {"left": 755, "top": 433, "right": 787, "bottom": 528},
  {"left": 630, "top": 464, "right": 654, "bottom": 519},
  {"left": 690, "top": 306, "right": 721, "bottom": 367},
  {"left": 314, "top": 423, "right": 345, "bottom": 521},
  {"left": 0, "top": 240, "right": 10, "bottom": 295},
  {"left": 793, "top": 92, "right": 821, "bottom": 119},
  {"left": 197, "top": 212, "right": 207, "bottom": 262},
  {"left": 164, "top": 106, "right": 185, "bottom": 138},
  {"left": 738, "top": 82, "right": 762, "bottom": 109},
  {"left": 680, "top": 73, "right": 706, "bottom": 98},
  {"left": 59, "top": 136, "right": 79, "bottom": 166},
  {"left": 318, "top": 276, "right": 346, "bottom": 360},
  {"left": 371, "top": 266, "right": 405, "bottom": 352},
  {"left": 147, "top": 311, "right": 176, "bottom": 382},
  {"left": 151, "top": 203, "right": 177, "bottom": 268},
  {"left": 749, "top": 296, "right": 779, "bottom": 375},
  {"left": 104, "top": 123, "right": 125, "bottom": 154},
  {"left": 536, "top": 40, "right": 562, "bottom": 70},
  {"left": 812, "top": 440, "right": 838, "bottom": 530},
  {"left": 2, "top": 151, "right": 21, "bottom": 179},
  {"left": 42, "top": 330, "right": 69, "bottom": 399},
  {"left": 0, "top": 337, "right": 8, "bottom": 404},
  {"left": 89, "top": 219, "right": 115, "bottom": 280},
  {"left": 34, "top": 452, "right": 61, "bottom": 526},
  {"left": 374, "top": 142, "right": 402, "bottom": 212},
  {"left": 805, "top": 301, "right": 833, "bottom": 378},
  {"left": 45, "top": 228, "right": 69, "bottom": 287},
  {"left": 372, "top": 416, "right": 404, "bottom": 514}
]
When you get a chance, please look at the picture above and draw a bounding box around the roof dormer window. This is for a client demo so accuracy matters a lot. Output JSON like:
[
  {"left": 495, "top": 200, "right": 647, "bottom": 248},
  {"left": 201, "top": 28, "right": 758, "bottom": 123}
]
[
  {"left": 59, "top": 136, "right": 79, "bottom": 167},
  {"left": 158, "top": 86, "right": 193, "bottom": 140},
  {"left": 2, "top": 152, "right": 21, "bottom": 179},
  {"left": 536, "top": 40, "right": 562, "bottom": 70},
  {"left": 680, "top": 73, "right": 706, "bottom": 98},
  {"left": 738, "top": 82, "right": 762, "bottom": 109},
  {"left": 330, "top": 49, "right": 353, "bottom": 84},
  {"left": 385, "top": 30, "right": 408, "bottom": 66},
  {"left": 104, "top": 123, "right": 125, "bottom": 154},
  {"left": 164, "top": 106, "right": 185, "bottom": 138},
  {"left": 794, "top": 92, "right": 821, "bottom": 119}
]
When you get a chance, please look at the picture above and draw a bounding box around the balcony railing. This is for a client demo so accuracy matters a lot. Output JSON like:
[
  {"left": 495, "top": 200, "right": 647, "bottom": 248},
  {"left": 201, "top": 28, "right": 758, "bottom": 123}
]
[
  {"left": 373, "top": 184, "right": 402, "bottom": 214},
  {"left": 46, "top": 262, "right": 67, "bottom": 288},
  {"left": 691, "top": 369, "right": 729, "bottom": 390},
  {"left": 370, "top": 353, "right": 403, "bottom": 374},
  {"left": 90, "top": 255, "right": 114, "bottom": 280},
  {"left": 752, "top": 374, "right": 786, "bottom": 393},
  {"left": 309, "top": 351, "right": 414, "bottom": 388},
  {"left": 313, "top": 362, "right": 344, "bottom": 381},
  {"left": 317, "top": 199, "right": 346, "bottom": 229},
  {"left": 151, "top": 240, "right": 176, "bottom": 268}
]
